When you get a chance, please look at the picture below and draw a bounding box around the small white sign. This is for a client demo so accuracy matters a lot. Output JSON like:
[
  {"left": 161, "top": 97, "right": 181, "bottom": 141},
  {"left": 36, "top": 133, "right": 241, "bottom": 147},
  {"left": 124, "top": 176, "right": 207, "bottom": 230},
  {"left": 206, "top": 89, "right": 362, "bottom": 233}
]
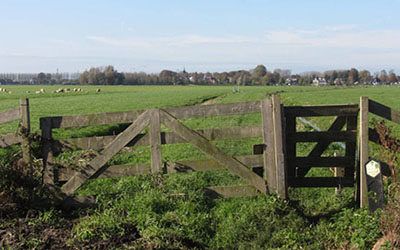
[{"left": 366, "top": 160, "right": 381, "bottom": 178}]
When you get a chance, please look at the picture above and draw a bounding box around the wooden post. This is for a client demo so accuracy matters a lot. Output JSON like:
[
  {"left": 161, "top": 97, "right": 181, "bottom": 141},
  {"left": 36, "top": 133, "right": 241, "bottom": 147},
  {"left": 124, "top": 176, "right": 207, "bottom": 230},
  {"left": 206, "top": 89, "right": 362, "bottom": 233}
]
[
  {"left": 19, "top": 98, "right": 32, "bottom": 175},
  {"left": 271, "top": 95, "right": 287, "bottom": 199},
  {"left": 359, "top": 96, "right": 369, "bottom": 208},
  {"left": 41, "top": 118, "right": 54, "bottom": 185},
  {"left": 261, "top": 98, "right": 275, "bottom": 193},
  {"left": 149, "top": 109, "right": 162, "bottom": 173}
]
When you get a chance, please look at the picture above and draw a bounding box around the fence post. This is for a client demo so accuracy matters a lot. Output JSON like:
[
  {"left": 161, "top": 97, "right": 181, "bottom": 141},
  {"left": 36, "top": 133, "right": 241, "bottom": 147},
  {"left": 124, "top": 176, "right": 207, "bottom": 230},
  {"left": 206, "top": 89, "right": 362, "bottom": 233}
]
[
  {"left": 359, "top": 96, "right": 369, "bottom": 208},
  {"left": 261, "top": 98, "right": 275, "bottom": 193},
  {"left": 19, "top": 98, "right": 33, "bottom": 175},
  {"left": 41, "top": 118, "right": 54, "bottom": 185},
  {"left": 150, "top": 109, "right": 162, "bottom": 173},
  {"left": 271, "top": 95, "right": 287, "bottom": 199}
]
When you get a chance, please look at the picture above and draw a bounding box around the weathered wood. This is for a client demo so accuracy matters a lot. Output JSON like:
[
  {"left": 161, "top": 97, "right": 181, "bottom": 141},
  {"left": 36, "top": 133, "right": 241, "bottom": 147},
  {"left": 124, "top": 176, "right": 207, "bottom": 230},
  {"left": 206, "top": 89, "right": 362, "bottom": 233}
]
[
  {"left": 368, "top": 128, "right": 380, "bottom": 145},
  {"left": 271, "top": 95, "right": 287, "bottom": 199},
  {"left": 284, "top": 104, "right": 359, "bottom": 117},
  {"left": 344, "top": 116, "right": 357, "bottom": 178},
  {"left": 334, "top": 166, "right": 345, "bottom": 194},
  {"left": 261, "top": 98, "right": 276, "bottom": 193},
  {"left": 289, "top": 177, "right": 354, "bottom": 187},
  {"left": 160, "top": 109, "right": 267, "bottom": 193},
  {"left": 296, "top": 116, "right": 347, "bottom": 177},
  {"left": 205, "top": 185, "right": 259, "bottom": 198},
  {"left": 62, "top": 195, "right": 97, "bottom": 209},
  {"left": 58, "top": 155, "right": 264, "bottom": 181},
  {"left": 289, "top": 131, "right": 356, "bottom": 142},
  {"left": 0, "top": 133, "right": 22, "bottom": 148},
  {"left": 61, "top": 110, "right": 151, "bottom": 195},
  {"left": 41, "top": 118, "right": 55, "bottom": 185},
  {"left": 0, "top": 108, "right": 20, "bottom": 124},
  {"left": 285, "top": 114, "right": 297, "bottom": 180},
  {"left": 368, "top": 99, "right": 400, "bottom": 124},
  {"left": 53, "top": 126, "right": 263, "bottom": 152},
  {"left": 58, "top": 163, "right": 150, "bottom": 181},
  {"left": 359, "top": 96, "right": 369, "bottom": 208},
  {"left": 168, "top": 155, "right": 264, "bottom": 173},
  {"left": 19, "top": 98, "right": 32, "bottom": 173},
  {"left": 292, "top": 156, "right": 352, "bottom": 167},
  {"left": 44, "top": 101, "right": 261, "bottom": 128},
  {"left": 253, "top": 144, "right": 264, "bottom": 155},
  {"left": 149, "top": 109, "right": 162, "bottom": 173}
]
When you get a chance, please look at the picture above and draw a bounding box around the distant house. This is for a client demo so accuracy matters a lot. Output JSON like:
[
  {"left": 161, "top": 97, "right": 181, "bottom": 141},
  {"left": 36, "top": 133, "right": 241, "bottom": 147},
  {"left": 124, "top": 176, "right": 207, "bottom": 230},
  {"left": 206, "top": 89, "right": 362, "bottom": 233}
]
[
  {"left": 372, "top": 78, "right": 380, "bottom": 86},
  {"left": 312, "top": 77, "right": 327, "bottom": 86},
  {"left": 285, "top": 77, "right": 299, "bottom": 86},
  {"left": 333, "top": 78, "right": 344, "bottom": 85}
]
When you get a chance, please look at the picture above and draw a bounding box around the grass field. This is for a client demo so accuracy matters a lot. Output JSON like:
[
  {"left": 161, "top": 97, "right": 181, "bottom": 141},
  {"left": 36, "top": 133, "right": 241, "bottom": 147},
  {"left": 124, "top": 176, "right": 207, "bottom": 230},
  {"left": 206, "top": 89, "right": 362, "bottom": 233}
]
[{"left": 1, "top": 85, "right": 399, "bottom": 249}]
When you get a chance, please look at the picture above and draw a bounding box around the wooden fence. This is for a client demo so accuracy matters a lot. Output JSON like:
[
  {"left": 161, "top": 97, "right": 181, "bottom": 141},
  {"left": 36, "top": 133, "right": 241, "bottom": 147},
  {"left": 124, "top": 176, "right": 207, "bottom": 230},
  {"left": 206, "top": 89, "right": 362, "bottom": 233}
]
[
  {"left": 40, "top": 101, "right": 268, "bottom": 197},
  {"left": 0, "top": 98, "right": 32, "bottom": 168},
  {"left": 358, "top": 97, "right": 400, "bottom": 208},
  {"left": 2, "top": 95, "right": 398, "bottom": 209}
]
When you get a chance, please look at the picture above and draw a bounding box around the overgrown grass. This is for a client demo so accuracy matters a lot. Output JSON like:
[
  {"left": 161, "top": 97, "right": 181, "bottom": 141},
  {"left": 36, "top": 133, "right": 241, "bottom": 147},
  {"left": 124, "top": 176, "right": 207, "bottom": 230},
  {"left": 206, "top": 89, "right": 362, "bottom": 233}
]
[{"left": 1, "top": 85, "right": 400, "bottom": 248}]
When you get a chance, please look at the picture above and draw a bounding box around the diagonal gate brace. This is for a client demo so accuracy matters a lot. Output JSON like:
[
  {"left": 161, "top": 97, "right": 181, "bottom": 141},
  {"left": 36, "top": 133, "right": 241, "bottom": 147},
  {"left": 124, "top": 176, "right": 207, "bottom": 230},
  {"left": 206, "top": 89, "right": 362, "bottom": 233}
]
[
  {"left": 61, "top": 110, "right": 151, "bottom": 195},
  {"left": 297, "top": 116, "right": 347, "bottom": 177},
  {"left": 160, "top": 109, "right": 267, "bottom": 193}
]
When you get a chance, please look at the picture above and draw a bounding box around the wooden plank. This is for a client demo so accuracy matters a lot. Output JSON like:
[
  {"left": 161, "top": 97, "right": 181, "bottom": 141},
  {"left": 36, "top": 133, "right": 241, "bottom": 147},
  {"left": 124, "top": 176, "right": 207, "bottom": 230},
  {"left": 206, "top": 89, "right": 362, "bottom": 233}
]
[
  {"left": 149, "top": 109, "right": 162, "bottom": 173},
  {"left": 285, "top": 114, "right": 297, "bottom": 180},
  {"left": 292, "top": 156, "right": 352, "bottom": 167},
  {"left": 345, "top": 116, "right": 357, "bottom": 178},
  {"left": 205, "top": 185, "right": 259, "bottom": 198},
  {"left": 271, "top": 95, "right": 287, "bottom": 199},
  {"left": 359, "top": 96, "right": 369, "bottom": 208},
  {"left": 0, "top": 108, "right": 20, "bottom": 124},
  {"left": 296, "top": 116, "right": 347, "bottom": 177},
  {"left": 0, "top": 133, "right": 22, "bottom": 148},
  {"left": 168, "top": 155, "right": 264, "bottom": 173},
  {"left": 54, "top": 126, "right": 263, "bottom": 152},
  {"left": 58, "top": 163, "right": 150, "bottom": 181},
  {"left": 289, "top": 131, "right": 356, "bottom": 142},
  {"left": 44, "top": 101, "right": 261, "bottom": 128},
  {"left": 61, "top": 110, "right": 151, "bottom": 195},
  {"left": 253, "top": 144, "right": 264, "bottom": 155},
  {"left": 284, "top": 104, "right": 359, "bottom": 117},
  {"left": 19, "top": 98, "right": 32, "bottom": 174},
  {"left": 58, "top": 155, "right": 264, "bottom": 181},
  {"left": 368, "top": 99, "right": 400, "bottom": 124},
  {"left": 289, "top": 177, "right": 354, "bottom": 187},
  {"left": 160, "top": 109, "right": 267, "bottom": 193},
  {"left": 368, "top": 128, "right": 380, "bottom": 145},
  {"left": 261, "top": 98, "right": 276, "bottom": 193},
  {"left": 41, "top": 118, "right": 55, "bottom": 185}
]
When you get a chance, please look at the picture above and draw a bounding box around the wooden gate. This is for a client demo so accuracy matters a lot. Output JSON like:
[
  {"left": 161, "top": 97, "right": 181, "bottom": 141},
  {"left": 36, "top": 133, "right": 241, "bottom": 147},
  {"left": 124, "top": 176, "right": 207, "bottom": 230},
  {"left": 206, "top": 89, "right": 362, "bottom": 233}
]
[
  {"left": 41, "top": 101, "right": 269, "bottom": 197},
  {"left": 283, "top": 104, "right": 359, "bottom": 188}
]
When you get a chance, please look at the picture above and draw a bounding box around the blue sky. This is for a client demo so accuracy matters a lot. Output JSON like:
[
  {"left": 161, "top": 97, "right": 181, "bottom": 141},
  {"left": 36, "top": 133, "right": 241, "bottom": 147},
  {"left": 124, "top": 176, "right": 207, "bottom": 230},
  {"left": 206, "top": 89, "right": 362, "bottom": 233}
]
[{"left": 1, "top": 0, "right": 400, "bottom": 73}]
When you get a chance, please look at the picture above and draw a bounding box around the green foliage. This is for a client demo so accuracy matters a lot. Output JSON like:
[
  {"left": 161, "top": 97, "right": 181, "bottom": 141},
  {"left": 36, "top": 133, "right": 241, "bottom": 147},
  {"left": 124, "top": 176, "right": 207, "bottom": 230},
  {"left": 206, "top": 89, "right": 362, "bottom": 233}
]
[
  {"left": 211, "top": 196, "right": 310, "bottom": 249},
  {"left": 314, "top": 209, "right": 381, "bottom": 249}
]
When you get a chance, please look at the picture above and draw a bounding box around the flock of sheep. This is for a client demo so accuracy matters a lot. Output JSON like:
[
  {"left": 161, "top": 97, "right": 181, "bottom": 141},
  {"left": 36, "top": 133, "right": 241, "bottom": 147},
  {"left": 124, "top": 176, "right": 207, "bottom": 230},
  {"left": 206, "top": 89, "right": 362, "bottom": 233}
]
[
  {"left": 0, "top": 88, "right": 12, "bottom": 94},
  {"left": 0, "top": 87, "right": 101, "bottom": 94}
]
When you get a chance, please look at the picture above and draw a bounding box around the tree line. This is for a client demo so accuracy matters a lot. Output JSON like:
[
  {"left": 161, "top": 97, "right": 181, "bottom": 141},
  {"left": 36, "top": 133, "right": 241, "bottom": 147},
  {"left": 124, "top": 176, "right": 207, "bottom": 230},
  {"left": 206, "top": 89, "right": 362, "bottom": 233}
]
[
  {"left": 77, "top": 65, "right": 398, "bottom": 86},
  {"left": 1, "top": 65, "right": 399, "bottom": 86}
]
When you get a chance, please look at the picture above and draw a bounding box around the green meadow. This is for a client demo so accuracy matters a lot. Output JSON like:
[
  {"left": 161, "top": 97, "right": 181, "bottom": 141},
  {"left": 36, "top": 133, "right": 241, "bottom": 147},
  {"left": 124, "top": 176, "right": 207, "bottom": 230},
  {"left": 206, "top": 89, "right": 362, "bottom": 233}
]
[{"left": 1, "top": 85, "right": 399, "bottom": 249}]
